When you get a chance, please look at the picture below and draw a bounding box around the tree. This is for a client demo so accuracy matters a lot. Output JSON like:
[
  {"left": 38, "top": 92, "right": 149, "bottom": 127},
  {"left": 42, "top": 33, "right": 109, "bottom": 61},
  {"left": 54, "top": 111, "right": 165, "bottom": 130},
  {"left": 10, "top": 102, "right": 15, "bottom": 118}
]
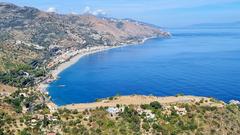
[
  {"left": 152, "top": 123, "right": 163, "bottom": 132},
  {"left": 150, "top": 101, "right": 162, "bottom": 109}
]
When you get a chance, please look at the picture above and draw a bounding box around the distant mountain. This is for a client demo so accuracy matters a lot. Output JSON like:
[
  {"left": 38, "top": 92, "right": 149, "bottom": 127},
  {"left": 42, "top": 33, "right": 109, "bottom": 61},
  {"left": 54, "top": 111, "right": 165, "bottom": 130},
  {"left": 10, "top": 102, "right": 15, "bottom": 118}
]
[{"left": 0, "top": 2, "right": 170, "bottom": 87}]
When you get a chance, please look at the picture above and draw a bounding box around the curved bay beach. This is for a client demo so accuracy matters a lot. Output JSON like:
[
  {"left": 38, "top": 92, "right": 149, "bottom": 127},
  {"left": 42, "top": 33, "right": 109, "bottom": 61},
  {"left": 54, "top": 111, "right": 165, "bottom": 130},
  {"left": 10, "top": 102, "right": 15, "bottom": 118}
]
[{"left": 36, "top": 36, "right": 159, "bottom": 106}]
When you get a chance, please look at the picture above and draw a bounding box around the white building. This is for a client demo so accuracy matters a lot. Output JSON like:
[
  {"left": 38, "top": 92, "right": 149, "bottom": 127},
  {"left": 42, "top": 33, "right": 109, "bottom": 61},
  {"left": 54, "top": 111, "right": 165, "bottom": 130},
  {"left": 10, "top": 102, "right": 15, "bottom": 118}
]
[
  {"left": 174, "top": 106, "right": 187, "bottom": 115},
  {"left": 229, "top": 100, "right": 240, "bottom": 105},
  {"left": 106, "top": 107, "right": 124, "bottom": 115},
  {"left": 137, "top": 109, "right": 155, "bottom": 119}
]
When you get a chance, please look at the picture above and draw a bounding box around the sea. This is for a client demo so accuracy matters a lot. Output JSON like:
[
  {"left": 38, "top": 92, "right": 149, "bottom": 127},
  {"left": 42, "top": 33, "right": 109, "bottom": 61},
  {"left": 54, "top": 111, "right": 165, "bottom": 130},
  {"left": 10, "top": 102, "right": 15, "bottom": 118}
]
[{"left": 48, "top": 28, "right": 240, "bottom": 105}]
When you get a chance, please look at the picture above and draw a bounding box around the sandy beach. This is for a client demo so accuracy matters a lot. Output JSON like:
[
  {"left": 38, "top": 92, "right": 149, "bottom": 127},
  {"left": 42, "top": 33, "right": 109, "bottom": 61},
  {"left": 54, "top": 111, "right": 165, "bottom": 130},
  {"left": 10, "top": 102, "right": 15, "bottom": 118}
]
[
  {"left": 50, "top": 46, "right": 116, "bottom": 79},
  {"left": 61, "top": 95, "right": 224, "bottom": 111}
]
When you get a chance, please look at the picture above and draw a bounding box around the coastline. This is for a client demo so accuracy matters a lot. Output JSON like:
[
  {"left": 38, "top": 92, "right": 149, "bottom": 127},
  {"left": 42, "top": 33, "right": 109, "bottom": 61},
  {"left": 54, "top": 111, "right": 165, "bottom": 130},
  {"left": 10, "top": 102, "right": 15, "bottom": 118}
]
[
  {"left": 37, "top": 36, "right": 158, "bottom": 103},
  {"left": 49, "top": 36, "right": 158, "bottom": 80},
  {"left": 36, "top": 46, "right": 114, "bottom": 94},
  {"left": 32, "top": 34, "right": 233, "bottom": 111}
]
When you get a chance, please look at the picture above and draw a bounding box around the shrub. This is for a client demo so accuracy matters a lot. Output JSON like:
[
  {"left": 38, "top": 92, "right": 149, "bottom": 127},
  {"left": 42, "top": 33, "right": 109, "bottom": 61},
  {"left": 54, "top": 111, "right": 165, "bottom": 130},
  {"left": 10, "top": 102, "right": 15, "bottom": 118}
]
[
  {"left": 119, "top": 128, "right": 127, "bottom": 134},
  {"left": 140, "top": 104, "right": 149, "bottom": 110},
  {"left": 152, "top": 123, "right": 163, "bottom": 132},
  {"left": 142, "top": 122, "right": 150, "bottom": 131},
  {"left": 109, "top": 97, "right": 114, "bottom": 100},
  {"left": 199, "top": 99, "right": 204, "bottom": 104}
]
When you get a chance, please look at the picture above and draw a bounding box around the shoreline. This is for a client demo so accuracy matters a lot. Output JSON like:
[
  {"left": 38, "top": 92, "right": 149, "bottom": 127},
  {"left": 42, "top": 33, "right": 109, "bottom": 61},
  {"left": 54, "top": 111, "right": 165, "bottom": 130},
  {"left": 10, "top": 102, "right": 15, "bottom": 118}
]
[
  {"left": 49, "top": 36, "right": 158, "bottom": 80},
  {"left": 37, "top": 36, "right": 158, "bottom": 104},
  {"left": 36, "top": 46, "right": 116, "bottom": 94}
]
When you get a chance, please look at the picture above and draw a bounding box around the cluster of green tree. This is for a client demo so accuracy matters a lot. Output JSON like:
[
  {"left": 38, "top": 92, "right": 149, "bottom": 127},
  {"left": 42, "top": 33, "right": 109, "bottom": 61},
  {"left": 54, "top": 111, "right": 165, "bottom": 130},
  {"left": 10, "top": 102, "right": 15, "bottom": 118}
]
[
  {"left": 120, "top": 106, "right": 141, "bottom": 133},
  {"left": 140, "top": 101, "right": 162, "bottom": 110},
  {"left": 3, "top": 89, "right": 47, "bottom": 113},
  {"left": 0, "top": 64, "right": 46, "bottom": 87},
  {"left": 4, "top": 94, "right": 23, "bottom": 113}
]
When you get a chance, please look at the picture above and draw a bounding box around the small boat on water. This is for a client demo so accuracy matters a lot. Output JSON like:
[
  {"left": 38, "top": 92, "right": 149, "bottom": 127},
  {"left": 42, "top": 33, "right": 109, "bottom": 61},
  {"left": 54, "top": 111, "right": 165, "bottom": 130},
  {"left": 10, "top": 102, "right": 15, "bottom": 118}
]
[{"left": 58, "top": 85, "right": 66, "bottom": 87}]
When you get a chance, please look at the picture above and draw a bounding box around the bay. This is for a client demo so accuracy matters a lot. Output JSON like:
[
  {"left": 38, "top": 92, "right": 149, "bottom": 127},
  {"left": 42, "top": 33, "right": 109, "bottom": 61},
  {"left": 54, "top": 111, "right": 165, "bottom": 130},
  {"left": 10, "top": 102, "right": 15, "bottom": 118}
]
[{"left": 48, "top": 28, "right": 240, "bottom": 105}]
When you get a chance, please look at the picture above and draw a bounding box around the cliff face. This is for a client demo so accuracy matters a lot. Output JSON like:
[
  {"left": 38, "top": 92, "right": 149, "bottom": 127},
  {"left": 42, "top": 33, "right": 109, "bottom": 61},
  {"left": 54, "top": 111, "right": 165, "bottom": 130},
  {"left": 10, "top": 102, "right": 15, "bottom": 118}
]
[{"left": 0, "top": 2, "right": 170, "bottom": 86}]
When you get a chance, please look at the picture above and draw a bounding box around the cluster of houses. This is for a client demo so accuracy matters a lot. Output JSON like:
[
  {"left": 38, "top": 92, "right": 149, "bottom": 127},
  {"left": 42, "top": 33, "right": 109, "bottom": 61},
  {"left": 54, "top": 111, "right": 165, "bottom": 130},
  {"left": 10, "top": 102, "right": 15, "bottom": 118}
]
[
  {"left": 106, "top": 106, "right": 125, "bottom": 117},
  {"left": 173, "top": 106, "right": 187, "bottom": 115},
  {"left": 106, "top": 106, "right": 156, "bottom": 120},
  {"left": 15, "top": 40, "right": 45, "bottom": 50},
  {"left": 162, "top": 105, "right": 187, "bottom": 116},
  {"left": 137, "top": 109, "right": 156, "bottom": 119},
  {"left": 47, "top": 47, "right": 79, "bottom": 69},
  {"left": 47, "top": 46, "right": 107, "bottom": 69},
  {"left": 106, "top": 104, "right": 187, "bottom": 119}
]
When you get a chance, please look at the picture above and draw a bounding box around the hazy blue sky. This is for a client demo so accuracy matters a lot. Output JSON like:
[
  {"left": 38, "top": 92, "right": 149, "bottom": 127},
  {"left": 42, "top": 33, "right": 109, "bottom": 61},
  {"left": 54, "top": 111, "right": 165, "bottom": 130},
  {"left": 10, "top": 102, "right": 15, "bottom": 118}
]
[{"left": 1, "top": 0, "right": 240, "bottom": 27}]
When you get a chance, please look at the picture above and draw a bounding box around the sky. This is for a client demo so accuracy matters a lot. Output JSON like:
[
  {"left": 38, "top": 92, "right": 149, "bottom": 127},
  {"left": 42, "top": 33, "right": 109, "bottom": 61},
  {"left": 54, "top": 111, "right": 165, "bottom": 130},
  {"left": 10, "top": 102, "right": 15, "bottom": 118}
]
[{"left": 1, "top": 0, "right": 240, "bottom": 27}]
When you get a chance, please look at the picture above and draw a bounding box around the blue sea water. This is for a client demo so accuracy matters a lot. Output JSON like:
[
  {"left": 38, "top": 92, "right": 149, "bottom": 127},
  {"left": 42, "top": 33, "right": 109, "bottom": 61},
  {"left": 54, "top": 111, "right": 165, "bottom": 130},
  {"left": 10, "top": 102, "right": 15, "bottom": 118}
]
[{"left": 48, "top": 28, "right": 240, "bottom": 106}]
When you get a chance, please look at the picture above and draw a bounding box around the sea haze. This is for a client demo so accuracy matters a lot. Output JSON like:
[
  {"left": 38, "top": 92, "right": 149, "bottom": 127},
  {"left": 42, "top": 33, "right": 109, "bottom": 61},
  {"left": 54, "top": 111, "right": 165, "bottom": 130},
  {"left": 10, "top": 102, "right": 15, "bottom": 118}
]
[{"left": 48, "top": 28, "right": 240, "bottom": 105}]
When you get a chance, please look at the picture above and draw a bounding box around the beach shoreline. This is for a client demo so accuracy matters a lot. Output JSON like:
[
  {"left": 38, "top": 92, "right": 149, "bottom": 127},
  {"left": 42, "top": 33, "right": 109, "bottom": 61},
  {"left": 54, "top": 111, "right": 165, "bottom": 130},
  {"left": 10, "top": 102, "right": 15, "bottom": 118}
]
[
  {"left": 49, "top": 36, "right": 158, "bottom": 80},
  {"left": 36, "top": 36, "right": 158, "bottom": 103},
  {"left": 36, "top": 46, "right": 115, "bottom": 94}
]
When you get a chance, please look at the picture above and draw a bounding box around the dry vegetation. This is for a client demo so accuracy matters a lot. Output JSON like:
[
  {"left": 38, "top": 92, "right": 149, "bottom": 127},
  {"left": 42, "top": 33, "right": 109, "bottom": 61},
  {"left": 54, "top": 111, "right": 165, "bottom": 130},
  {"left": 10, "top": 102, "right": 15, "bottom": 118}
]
[{"left": 0, "top": 88, "right": 240, "bottom": 135}]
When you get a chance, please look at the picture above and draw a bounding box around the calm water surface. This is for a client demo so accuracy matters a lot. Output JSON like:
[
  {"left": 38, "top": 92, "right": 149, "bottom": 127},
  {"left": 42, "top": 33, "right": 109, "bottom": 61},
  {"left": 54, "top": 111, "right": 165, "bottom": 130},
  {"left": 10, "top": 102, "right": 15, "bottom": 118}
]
[{"left": 48, "top": 28, "right": 240, "bottom": 105}]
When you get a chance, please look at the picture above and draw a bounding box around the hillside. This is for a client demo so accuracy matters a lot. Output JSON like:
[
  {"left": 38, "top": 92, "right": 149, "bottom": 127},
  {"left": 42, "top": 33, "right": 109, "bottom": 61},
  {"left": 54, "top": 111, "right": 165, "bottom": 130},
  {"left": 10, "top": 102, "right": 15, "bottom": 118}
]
[
  {"left": 1, "top": 88, "right": 240, "bottom": 135},
  {"left": 0, "top": 3, "right": 170, "bottom": 87}
]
